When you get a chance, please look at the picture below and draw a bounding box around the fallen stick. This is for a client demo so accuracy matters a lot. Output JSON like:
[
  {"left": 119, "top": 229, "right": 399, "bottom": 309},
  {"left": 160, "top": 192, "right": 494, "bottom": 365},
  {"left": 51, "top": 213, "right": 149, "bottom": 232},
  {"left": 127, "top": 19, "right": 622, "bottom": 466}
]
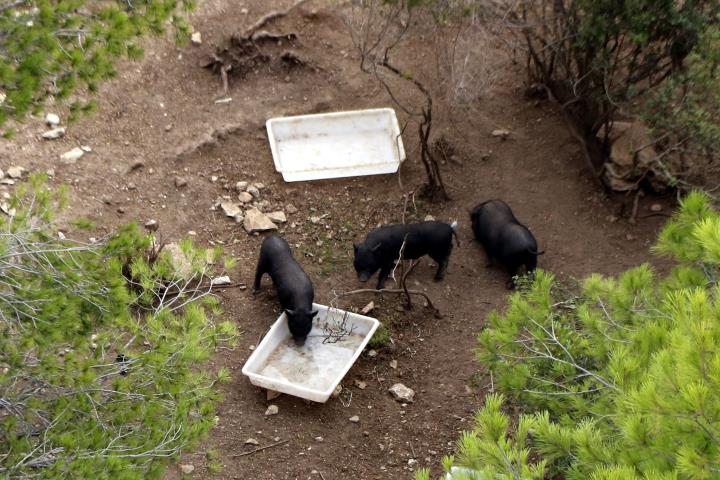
[
  {"left": 243, "top": 0, "right": 309, "bottom": 38},
  {"left": 333, "top": 288, "right": 441, "bottom": 317},
  {"left": 233, "top": 439, "right": 289, "bottom": 457}
]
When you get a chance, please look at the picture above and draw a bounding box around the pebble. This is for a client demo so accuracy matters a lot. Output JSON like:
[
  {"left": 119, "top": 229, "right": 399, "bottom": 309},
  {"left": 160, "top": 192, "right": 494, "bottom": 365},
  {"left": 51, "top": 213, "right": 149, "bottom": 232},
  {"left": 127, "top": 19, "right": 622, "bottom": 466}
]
[
  {"left": 144, "top": 219, "right": 158, "bottom": 231},
  {"left": 650, "top": 203, "right": 662, "bottom": 212},
  {"left": 492, "top": 128, "right": 511, "bottom": 139},
  {"left": 210, "top": 276, "right": 232, "bottom": 286},
  {"left": 424, "top": 214, "right": 435, "bottom": 222},
  {"left": 266, "top": 211, "right": 287, "bottom": 224},
  {"left": 60, "top": 147, "right": 85, "bottom": 164},
  {"left": 236, "top": 181, "right": 248, "bottom": 192},
  {"left": 367, "top": 350, "right": 377, "bottom": 357},
  {"left": 389, "top": 360, "right": 398, "bottom": 369},
  {"left": 238, "top": 191, "right": 253, "bottom": 203},
  {"left": 180, "top": 464, "right": 195, "bottom": 474},
  {"left": 45, "top": 113, "right": 60, "bottom": 126},
  {"left": 315, "top": 436, "right": 324, "bottom": 442},
  {"left": 388, "top": 383, "right": 415, "bottom": 403},
  {"left": 46, "top": 168, "right": 55, "bottom": 177},
  {"left": 354, "top": 380, "right": 367, "bottom": 390},
  {"left": 361, "top": 301, "right": 374, "bottom": 315},
  {"left": 286, "top": 204, "right": 298, "bottom": 214},
  {"left": 247, "top": 185, "right": 260, "bottom": 198},
  {"left": 6, "top": 166, "right": 23, "bottom": 179},
  {"left": 174, "top": 176, "right": 187, "bottom": 188},
  {"left": 221, "top": 202, "right": 242, "bottom": 218},
  {"left": 41, "top": 127, "right": 65, "bottom": 140},
  {"left": 244, "top": 207, "right": 278, "bottom": 233},
  {"left": 265, "top": 404, "right": 279, "bottom": 416},
  {"left": 245, "top": 438, "right": 260, "bottom": 446},
  {"left": 191, "top": 31, "right": 202, "bottom": 45},
  {"left": 130, "top": 160, "right": 145, "bottom": 171},
  {"left": 349, "top": 415, "right": 360, "bottom": 423}
]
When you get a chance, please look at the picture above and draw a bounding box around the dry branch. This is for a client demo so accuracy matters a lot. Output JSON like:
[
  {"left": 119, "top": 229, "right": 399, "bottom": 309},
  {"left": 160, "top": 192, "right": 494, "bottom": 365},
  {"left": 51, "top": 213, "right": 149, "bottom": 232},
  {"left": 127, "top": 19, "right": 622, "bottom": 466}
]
[{"left": 233, "top": 439, "right": 289, "bottom": 457}]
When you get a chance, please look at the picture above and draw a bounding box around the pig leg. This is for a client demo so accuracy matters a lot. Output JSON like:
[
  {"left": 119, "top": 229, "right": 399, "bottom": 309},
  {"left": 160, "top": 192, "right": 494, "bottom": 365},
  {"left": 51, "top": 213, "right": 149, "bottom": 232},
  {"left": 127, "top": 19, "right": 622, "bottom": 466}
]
[
  {"left": 431, "top": 244, "right": 453, "bottom": 281},
  {"left": 252, "top": 255, "right": 266, "bottom": 294},
  {"left": 376, "top": 263, "right": 394, "bottom": 290}
]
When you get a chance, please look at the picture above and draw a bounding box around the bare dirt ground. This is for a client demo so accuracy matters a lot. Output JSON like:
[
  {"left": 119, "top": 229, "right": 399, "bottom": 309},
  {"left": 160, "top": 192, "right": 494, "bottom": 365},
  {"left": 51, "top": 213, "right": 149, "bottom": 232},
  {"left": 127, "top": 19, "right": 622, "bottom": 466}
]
[{"left": 0, "top": 1, "right": 674, "bottom": 479}]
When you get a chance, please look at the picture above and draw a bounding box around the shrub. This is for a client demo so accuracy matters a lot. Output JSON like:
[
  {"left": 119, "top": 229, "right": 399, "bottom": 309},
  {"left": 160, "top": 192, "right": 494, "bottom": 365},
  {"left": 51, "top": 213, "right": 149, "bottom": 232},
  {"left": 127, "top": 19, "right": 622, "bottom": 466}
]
[
  {"left": 0, "top": 0, "right": 194, "bottom": 128},
  {"left": 0, "top": 176, "right": 237, "bottom": 479},
  {"left": 419, "top": 191, "right": 720, "bottom": 479}
]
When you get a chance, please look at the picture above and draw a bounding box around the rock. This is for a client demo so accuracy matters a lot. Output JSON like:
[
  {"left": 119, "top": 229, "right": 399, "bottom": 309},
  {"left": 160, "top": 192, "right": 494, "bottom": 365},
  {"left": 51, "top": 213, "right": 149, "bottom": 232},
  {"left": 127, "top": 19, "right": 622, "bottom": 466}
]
[
  {"left": 243, "top": 208, "right": 278, "bottom": 233},
  {"left": 286, "top": 204, "right": 298, "bottom": 214},
  {"left": 127, "top": 183, "right": 137, "bottom": 190},
  {"left": 0, "top": 179, "right": 15, "bottom": 186},
  {"left": 354, "top": 380, "right": 367, "bottom": 390},
  {"left": 650, "top": 203, "right": 663, "bottom": 213},
  {"left": 361, "top": 301, "right": 375, "bottom": 315},
  {"left": 266, "top": 211, "right": 287, "bottom": 224},
  {"left": 60, "top": 147, "right": 85, "bottom": 165},
  {"left": 221, "top": 202, "right": 242, "bottom": 218},
  {"left": 128, "top": 160, "right": 145, "bottom": 172},
  {"left": 164, "top": 243, "right": 194, "bottom": 279},
  {"left": 144, "top": 219, "right": 158, "bottom": 231},
  {"left": 389, "top": 359, "right": 398, "bottom": 369},
  {"left": 265, "top": 404, "right": 279, "bottom": 416},
  {"left": 41, "top": 127, "right": 65, "bottom": 140},
  {"left": 180, "top": 464, "right": 195, "bottom": 474},
  {"left": 247, "top": 185, "right": 260, "bottom": 198},
  {"left": 237, "top": 191, "right": 253, "bottom": 203},
  {"left": 174, "top": 176, "right": 187, "bottom": 188},
  {"left": 254, "top": 182, "right": 265, "bottom": 190},
  {"left": 245, "top": 438, "right": 260, "bottom": 446},
  {"left": 367, "top": 349, "right": 377, "bottom": 357},
  {"left": 423, "top": 214, "right": 435, "bottom": 222},
  {"left": 7, "top": 166, "right": 23, "bottom": 179},
  {"left": 210, "top": 175, "right": 218, "bottom": 183},
  {"left": 46, "top": 168, "right": 55, "bottom": 177},
  {"left": 101, "top": 195, "right": 112, "bottom": 205},
  {"left": 80, "top": 145, "right": 92, "bottom": 153},
  {"left": 309, "top": 215, "right": 321, "bottom": 224},
  {"left": 235, "top": 181, "right": 249, "bottom": 192},
  {"left": 388, "top": 383, "right": 415, "bottom": 403},
  {"left": 210, "top": 276, "right": 232, "bottom": 286},
  {"left": 349, "top": 415, "right": 360, "bottom": 423},
  {"left": 191, "top": 31, "right": 202, "bottom": 45},
  {"left": 331, "top": 384, "right": 343, "bottom": 398},
  {"left": 45, "top": 113, "right": 60, "bottom": 126},
  {"left": 266, "top": 389, "right": 282, "bottom": 401},
  {"left": 492, "top": 129, "right": 511, "bottom": 139},
  {"left": 315, "top": 436, "right": 324, "bottom": 442}
]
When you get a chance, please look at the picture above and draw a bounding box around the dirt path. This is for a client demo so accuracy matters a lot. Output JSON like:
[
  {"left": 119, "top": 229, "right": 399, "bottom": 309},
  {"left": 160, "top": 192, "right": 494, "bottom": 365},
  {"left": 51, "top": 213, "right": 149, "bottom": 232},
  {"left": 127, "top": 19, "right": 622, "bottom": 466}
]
[{"left": 0, "top": 1, "right": 671, "bottom": 479}]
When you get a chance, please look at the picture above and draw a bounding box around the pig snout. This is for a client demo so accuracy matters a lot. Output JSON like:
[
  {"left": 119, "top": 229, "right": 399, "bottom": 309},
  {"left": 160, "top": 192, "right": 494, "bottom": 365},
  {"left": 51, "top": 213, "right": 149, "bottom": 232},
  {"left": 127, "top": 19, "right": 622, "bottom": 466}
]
[
  {"left": 293, "top": 336, "right": 307, "bottom": 347},
  {"left": 357, "top": 271, "right": 371, "bottom": 283}
]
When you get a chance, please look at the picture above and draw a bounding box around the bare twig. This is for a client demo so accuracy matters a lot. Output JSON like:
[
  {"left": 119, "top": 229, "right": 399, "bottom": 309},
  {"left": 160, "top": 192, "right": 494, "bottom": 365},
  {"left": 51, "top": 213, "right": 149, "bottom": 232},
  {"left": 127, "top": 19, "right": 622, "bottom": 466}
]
[
  {"left": 233, "top": 439, "right": 289, "bottom": 457},
  {"left": 242, "top": 0, "right": 308, "bottom": 38},
  {"left": 332, "top": 288, "right": 440, "bottom": 317}
]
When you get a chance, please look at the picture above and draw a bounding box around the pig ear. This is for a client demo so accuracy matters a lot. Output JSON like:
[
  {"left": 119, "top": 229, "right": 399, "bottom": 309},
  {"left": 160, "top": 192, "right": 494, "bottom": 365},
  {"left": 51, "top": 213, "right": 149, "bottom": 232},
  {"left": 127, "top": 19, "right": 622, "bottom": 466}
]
[
  {"left": 310, "top": 310, "right": 319, "bottom": 318},
  {"left": 285, "top": 309, "right": 295, "bottom": 317},
  {"left": 371, "top": 242, "right": 382, "bottom": 252}
]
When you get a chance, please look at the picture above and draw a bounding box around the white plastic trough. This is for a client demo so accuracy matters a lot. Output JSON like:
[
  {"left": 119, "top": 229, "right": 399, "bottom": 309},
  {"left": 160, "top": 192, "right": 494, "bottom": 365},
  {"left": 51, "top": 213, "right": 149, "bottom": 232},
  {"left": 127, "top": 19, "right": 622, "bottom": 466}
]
[
  {"left": 241, "top": 303, "right": 380, "bottom": 403},
  {"left": 265, "top": 108, "right": 406, "bottom": 182}
]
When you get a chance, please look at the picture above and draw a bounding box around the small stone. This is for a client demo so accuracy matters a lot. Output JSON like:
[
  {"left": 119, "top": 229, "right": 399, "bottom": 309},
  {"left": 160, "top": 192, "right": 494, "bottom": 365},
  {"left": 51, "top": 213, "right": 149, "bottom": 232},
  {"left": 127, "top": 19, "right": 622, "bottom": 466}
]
[
  {"left": 361, "top": 301, "right": 375, "bottom": 315},
  {"left": 650, "top": 203, "right": 662, "bottom": 213},
  {"left": 389, "top": 360, "right": 398, "bottom": 369},
  {"left": 60, "top": 147, "right": 85, "bottom": 164},
  {"left": 241, "top": 7, "right": 248, "bottom": 14},
  {"left": 388, "top": 383, "right": 415, "bottom": 403},
  {"left": 266, "top": 389, "right": 282, "bottom": 401},
  {"left": 254, "top": 182, "right": 265, "bottom": 190},
  {"left": 46, "top": 168, "right": 55, "bottom": 177},
  {"left": 7, "top": 167, "right": 23, "bottom": 179},
  {"left": 127, "top": 182, "right": 137, "bottom": 190},
  {"left": 244, "top": 208, "right": 278, "bottom": 233},
  {"left": 45, "top": 113, "right": 60, "bottom": 126},
  {"left": 265, "top": 404, "right": 279, "bottom": 416},
  {"left": 174, "top": 176, "right": 187, "bottom": 188},
  {"left": 210, "top": 276, "right": 232, "bottom": 286},
  {"left": 492, "top": 128, "right": 511, "bottom": 139},
  {"left": 309, "top": 216, "right": 321, "bottom": 224},
  {"left": 349, "top": 415, "right": 360, "bottom": 423},
  {"left": 191, "top": 31, "right": 202, "bottom": 45},
  {"left": 221, "top": 202, "right": 242, "bottom": 218},
  {"left": 180, "top": 464, "right": 195, "bottom": 474},
  {"left": 266, "top": 211, "right": 287, "bottom": 224},
  {"left": 408, "top": 459, "right": 417, "bottom": 467},
  {"left": 238, "top": 191, "right": 253, "bottom": 203},
  {"left": 423, "top": 214, "right": 435, "bottom": 222},
  {"left": 130, "top": 160, "right": 145, "bottom": 171},
  {"left": 80, "top": 145, "right": 92, "bottom": 153},
  {"left": 245, "top": 438, "right": 260, "bottom": 446},
  {"left": 247, "top": 185, "right": 260, "bottom": 198},
  {"left": 315, "top": 436, "right": 324, "bottom": 442},
  {"left": 117, "top": 207, "right": 125, "bottom": 214},
  {"left": 363, "top": 431, "right": 370, "bottom": 437},
  {"left": 101, "top": 195, "right": 112, "bottom": 205},
  {"left": 354, "top": 380, "right": 367, "bottom": 390},
  {"left": 331, "top": 384, "right": 343, "bottom": 398},
  {"left": 144, "top": 219, "right": 158, "bottom": 231},
  {"left": 165, "top": 124, "right": 173, "bottom": 132},
  {"left": 626, "top": 234, "right": 635, "bottom": 241},
  {"left": 41, "top": 127, "right": 65, "bottom": 140},
  {"left": 367, "top": 350, "right": 377, "bottom": 357},
  {"left": 210, "top": 175, "right": 218, "bottom": 183},
  {"left": 236, "top": 181, "right": 249, "bottom": 192},
  {"left": 286, "top": 204, "right": 298, "bottom": 214}
]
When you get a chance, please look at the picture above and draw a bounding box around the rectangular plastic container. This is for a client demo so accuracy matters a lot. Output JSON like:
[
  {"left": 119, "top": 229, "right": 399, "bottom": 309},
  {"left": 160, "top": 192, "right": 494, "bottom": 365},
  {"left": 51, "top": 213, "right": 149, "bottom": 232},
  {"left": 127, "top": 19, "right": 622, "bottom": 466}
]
[
  {"left": 241, "top": 303, "right": 380, "bottom": 403},
  {"left": 265, "top": 108, "right": 406, "bottom": 182}
]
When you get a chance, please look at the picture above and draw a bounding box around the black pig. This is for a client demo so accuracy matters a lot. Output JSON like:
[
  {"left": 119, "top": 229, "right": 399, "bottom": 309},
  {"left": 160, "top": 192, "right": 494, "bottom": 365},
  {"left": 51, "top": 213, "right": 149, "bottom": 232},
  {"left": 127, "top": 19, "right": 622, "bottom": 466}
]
[
  {"left": 470, "top": 199, "right": 543, "bottom": 289},
  {"left": 253, "top": 235, "right": 318, "bottom": 345},
  {"left": 354, "top": 221, "right": 459, "bottom": 290}
]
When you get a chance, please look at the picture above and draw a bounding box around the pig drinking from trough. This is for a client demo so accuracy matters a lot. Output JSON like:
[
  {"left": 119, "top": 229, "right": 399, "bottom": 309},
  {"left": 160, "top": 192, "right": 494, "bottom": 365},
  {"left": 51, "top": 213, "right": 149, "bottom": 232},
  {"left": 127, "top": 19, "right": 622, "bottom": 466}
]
[
  {"left": 253, "top": 235, "right": 318, "bottom": 346},
  {"left": 470, "top": 199, "right": 543, "bottom": 289},
  {"left": 353, "top": 221, "right": 459, "bottom": 290}
]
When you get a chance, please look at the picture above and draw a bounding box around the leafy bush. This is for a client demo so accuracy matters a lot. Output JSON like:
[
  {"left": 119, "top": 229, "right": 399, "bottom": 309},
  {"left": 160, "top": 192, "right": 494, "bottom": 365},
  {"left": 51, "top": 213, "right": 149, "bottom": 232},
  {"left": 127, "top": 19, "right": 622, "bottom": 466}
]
[
  {"left": 0, "top": 176, "right": 237, "bottom": 479},
  {"left": 419, "top": 191, "right": 720, "bottom": 479},
  {"left": 0, "top": 0, "right": 194, "bottom": 128}
]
